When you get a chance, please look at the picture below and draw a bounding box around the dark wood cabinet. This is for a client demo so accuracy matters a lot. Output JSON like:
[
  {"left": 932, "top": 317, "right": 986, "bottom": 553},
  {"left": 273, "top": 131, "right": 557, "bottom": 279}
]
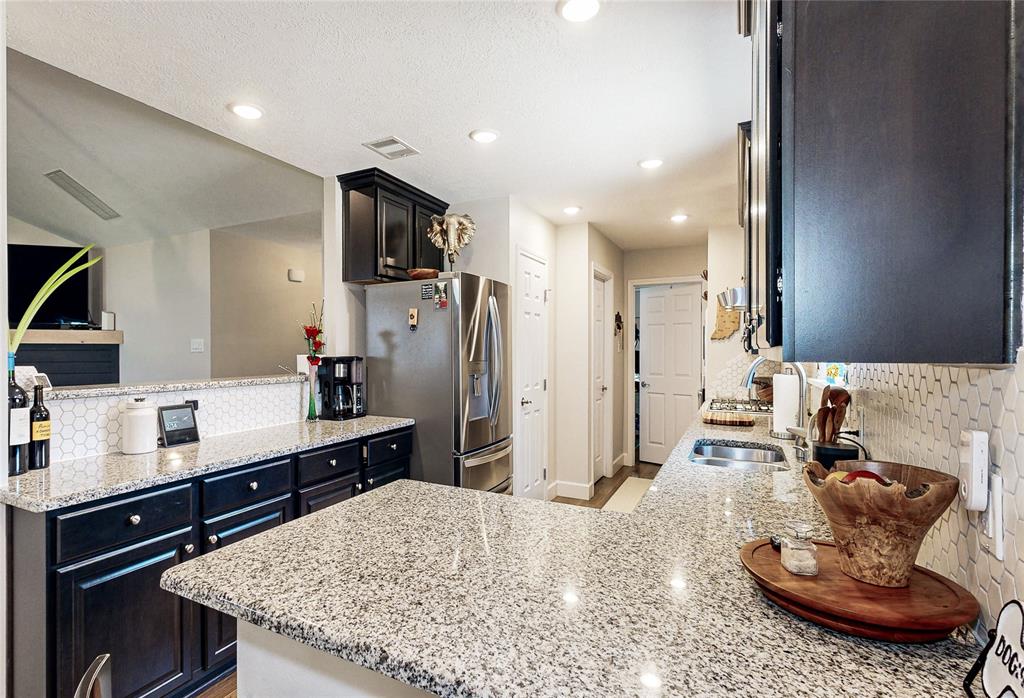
[
  {"left": 200, "top": 494, "right": 293, "bottom": 671},
  {"left": 54, "top": 527, "right": 197, "bottom": 698},
  {"left": 11, "top": 426, "right": 411, "bottom": 698},
  {"left": 338, "top": 168, "right": 448, "bottom": 283},
  {"left": 780, "top": 0, "right": 1022, "bottom": 363}
]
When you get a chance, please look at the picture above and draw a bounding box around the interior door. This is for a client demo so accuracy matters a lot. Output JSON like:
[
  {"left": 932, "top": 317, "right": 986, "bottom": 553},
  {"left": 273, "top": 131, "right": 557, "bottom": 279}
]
[
  {"left": 592, "top": 274, "right": 608, "bottom": 482},
  {"left": 514, "top": 250, "right": 548, "bottom": 499},
  {"left": 639, "top": 283, "right": 702, "bottom": 464}
]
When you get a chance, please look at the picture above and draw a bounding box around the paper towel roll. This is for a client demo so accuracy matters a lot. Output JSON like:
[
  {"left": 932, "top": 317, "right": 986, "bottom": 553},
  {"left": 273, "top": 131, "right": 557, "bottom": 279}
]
[{"left": 772, "top": 373, "right": 800, "bottom": 435}]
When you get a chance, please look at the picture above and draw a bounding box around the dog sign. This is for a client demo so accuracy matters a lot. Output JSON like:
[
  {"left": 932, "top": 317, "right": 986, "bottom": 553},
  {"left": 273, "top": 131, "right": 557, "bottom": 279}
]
[{"left": 966, "top": 600, "right": 1024, "bottom": 696}]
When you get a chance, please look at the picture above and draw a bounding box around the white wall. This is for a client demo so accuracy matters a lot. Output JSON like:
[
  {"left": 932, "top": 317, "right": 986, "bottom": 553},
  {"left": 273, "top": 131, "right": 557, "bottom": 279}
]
[
  {"left": 323, "top": 177, "right": 366, "bottom": 356},
  {"left": 623, "top": 244, "right": 707, "bottom": 284},
  {"left": 705, "top": 225, "right": 747, "bottom": 389},
  {"left": 446, "top": 197, "right": 510, "bottom": 283},
  {"left": 103, "top": 228, "right": 212, "bottom": 383},
  {"left": 7, "top": 216, "right": 77, "bottom": 246}
]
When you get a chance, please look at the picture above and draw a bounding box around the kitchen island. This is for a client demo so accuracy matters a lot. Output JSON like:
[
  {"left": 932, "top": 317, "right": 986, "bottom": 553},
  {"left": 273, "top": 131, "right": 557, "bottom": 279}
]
[{"left": 160, "top": 417, "right": 980, "bottom": 697}]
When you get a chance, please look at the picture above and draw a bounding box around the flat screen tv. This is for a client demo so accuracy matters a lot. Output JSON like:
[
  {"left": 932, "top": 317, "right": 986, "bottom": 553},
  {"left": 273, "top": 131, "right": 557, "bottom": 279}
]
[{"left": 8, "top": 244, "right": 91, "bottom": 328}]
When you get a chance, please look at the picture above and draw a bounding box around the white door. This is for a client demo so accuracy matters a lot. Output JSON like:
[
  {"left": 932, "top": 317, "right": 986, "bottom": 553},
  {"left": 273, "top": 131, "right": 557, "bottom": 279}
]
[
  {"left": 514, "top": 250, "right": 548, "bottom": 499},
  {"left": 638, "top": 283, "right": 702, "bottom": 464},
  {"left": 592, "top": 272, "right": 612, "bottom": 482}
]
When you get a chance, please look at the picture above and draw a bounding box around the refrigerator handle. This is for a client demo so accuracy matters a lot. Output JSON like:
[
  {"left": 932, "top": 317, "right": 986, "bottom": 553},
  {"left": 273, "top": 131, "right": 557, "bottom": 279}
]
[{"left": 487, "top": 295, "right": 504, "bottom": 426}]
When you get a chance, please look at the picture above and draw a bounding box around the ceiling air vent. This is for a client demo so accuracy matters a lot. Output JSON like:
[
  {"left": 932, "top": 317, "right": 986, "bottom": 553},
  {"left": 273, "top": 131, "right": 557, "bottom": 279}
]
[
  {"left": 362, "top": 136, "right": 420, "bottom": 160},
  {"left": 44, "top": 170, "right": 121, "bottom": 220}
]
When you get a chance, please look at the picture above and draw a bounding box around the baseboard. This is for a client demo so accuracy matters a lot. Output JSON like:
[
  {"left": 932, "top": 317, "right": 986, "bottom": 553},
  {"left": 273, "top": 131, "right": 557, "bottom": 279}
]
[
  {"left": 613, "top": 452, "right": 627, "bottom": 468},
  {"left": 545, "top": 481, "right": 559, "bottom": 500},
  {"left": 555, "top": 480, "right": 593, "bottom": 500}
]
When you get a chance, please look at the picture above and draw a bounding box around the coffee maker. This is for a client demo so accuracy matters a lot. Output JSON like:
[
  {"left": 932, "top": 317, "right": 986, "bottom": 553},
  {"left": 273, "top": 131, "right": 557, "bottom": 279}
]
[{"left": 317, "top": 356, "right": 366, "bottom": 420}]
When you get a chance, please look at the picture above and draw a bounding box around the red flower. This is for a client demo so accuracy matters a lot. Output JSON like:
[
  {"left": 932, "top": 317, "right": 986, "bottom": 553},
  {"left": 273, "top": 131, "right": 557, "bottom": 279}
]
[
  {"left": 312, "top": 339, "right": 324, "bottom": 351},
  {"left": 307, "top": 355, "right": 321, "bottom": 366},
  {"left": 303, "top": 325, "right": 320, "bottom": 340}
]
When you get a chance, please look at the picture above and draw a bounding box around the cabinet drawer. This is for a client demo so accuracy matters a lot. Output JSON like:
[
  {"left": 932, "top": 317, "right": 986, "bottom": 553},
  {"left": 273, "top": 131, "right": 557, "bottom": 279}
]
[
  {"left": 296, "top": 442, "right": 360, "bottom": 488},
  {"left": 366, "top": 429, "right": 413, "bottom": 466},
  {"left": 298, "top": 471, "right": 362, "bottom": 516},
  {"left": 365, "top": 458, "right": 409, "bottom": 491},
  {"left": 55, "top": 484, "right": 192, "bottom": 564},
  {"left": 201, "top": 458, "right": 292, "bottom": 516}
]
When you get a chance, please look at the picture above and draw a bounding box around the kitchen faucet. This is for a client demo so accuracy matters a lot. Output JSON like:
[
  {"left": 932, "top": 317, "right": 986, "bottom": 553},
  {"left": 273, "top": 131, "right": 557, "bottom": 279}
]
[{"left": 741, "top": 357, "right": 809, "bottom": 452}]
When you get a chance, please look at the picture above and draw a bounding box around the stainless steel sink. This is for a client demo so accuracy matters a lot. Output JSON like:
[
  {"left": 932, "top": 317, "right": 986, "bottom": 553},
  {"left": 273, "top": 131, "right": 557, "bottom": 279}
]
[{"left": 689, "top": 442, "right": 788, "bottom": 473}]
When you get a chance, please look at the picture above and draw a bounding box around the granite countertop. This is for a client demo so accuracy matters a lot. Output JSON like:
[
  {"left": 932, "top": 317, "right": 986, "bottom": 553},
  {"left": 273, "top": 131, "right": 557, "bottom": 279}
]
[
  {"left": 0, "top": 416, "right": 414, "bottom": 512},
  {"left": 47, "top": 373, "right": 306, "bottom": 401},
  {"left": 160, "top": 416, "right": 979, "bottom": 697}
]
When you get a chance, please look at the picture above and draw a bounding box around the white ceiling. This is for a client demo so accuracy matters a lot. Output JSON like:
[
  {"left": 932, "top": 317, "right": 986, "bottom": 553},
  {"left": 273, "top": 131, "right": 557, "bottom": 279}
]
[
  {"left": 7, "top": 1, "right": 751, "bottom": 251},
  {"left": 7, "top": 49, "right": 322, "bottom": 248}
]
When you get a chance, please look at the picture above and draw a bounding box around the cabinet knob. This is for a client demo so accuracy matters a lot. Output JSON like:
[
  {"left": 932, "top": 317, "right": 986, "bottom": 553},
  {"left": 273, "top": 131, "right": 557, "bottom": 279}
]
[
  {"left": 329, "top": 458, "right": 337, "bottom": 467},
  {"left": 184, "top": 543, "right": 195, "bottom": 554},
  {"left": 248, "top": 481, "right": 259, "bottom": 491},
  {"left": 389, "top": 443, "right": 397, "bottom": 451},
  {"left": 127, "top": 514, "right": 141, "bottom": 526},
  {"left": 368, "top": 478, "right": 375, "bottom": 486},
  {"left": 356, "top": 483, "right": 363, "bottom": 491},
  {"left": 208, "top": 534, "right": 219, "bottom": 545}
]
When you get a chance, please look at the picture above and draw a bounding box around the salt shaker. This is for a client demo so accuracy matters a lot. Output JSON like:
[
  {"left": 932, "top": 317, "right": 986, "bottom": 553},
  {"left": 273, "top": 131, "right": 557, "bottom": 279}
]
[{"left": 780, "top": 521, "right": 818, "bottom": 576}]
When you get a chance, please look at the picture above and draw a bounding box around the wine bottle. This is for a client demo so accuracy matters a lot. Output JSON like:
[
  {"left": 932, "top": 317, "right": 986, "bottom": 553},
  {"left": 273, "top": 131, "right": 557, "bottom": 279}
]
[
  {"left": 28, "top": 384, "right": 50, "bottom": 471},
  {"left": 8, "top": 354, "right": 29, "bottom": 476}
]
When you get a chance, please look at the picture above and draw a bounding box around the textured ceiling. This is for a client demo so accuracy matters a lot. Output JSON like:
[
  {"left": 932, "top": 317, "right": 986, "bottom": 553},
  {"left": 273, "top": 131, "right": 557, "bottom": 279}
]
[
  {"left": 7, "top": 1, "right": 751, "bottom": 250},
  {"left": 7, "top": 50, "right": 322, "bottom": 247}
]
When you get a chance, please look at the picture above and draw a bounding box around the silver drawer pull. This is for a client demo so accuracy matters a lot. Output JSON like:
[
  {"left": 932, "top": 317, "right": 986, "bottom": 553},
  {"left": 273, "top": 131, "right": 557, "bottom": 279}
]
[
  {"left": 208, "top": 534, "right": 219, "bottom": 545},
  {"left": 184, "top": 544, "right": 195, "bottom": 554},
  {"left": 355, "top": 483, "right": 363, "bottom": 491},
  {"left": 248, "top": 481, "right": 259, "bottom": 491},
  {"left": 389, "top": 443, "right": 397, "bottom": 451},
  {"left": 368, "top": 478, "right": 375, "bottom": 486},
  {"left": 127, "top": 514, "right": 141, "bottom": 526},
  {"left": 329, "top": 458, "right": 337, "bottom": 467}
]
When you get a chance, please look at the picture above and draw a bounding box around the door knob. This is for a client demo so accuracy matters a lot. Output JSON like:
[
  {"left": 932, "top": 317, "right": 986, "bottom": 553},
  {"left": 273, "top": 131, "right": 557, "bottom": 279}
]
[
  {"left": 641, "top": 381, "right": 650, "bottom": 388},
  {"left": 520, "top": 397, "right": 533, "bottom": 407},
  {"left": 601, "top": 385, "right": 608, "bottom": 393}
]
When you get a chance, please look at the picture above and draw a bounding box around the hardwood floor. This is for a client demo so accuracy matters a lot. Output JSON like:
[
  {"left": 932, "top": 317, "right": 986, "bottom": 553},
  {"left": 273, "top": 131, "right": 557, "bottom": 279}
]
[
  {"left": 552, "top": 462, "right": 660, "bottom": 509},
  {"left": 197, "top": 674, "right": 236, "bottom": 698}
]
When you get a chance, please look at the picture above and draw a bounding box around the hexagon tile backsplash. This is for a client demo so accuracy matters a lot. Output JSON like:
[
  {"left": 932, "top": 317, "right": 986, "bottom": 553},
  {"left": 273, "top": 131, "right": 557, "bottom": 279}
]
[
  {"left": 847, "top": 361, "right": 1024, "bottom": 636},
  {"left": 48, "top": 380, "right": 309, "bottom": 462}
]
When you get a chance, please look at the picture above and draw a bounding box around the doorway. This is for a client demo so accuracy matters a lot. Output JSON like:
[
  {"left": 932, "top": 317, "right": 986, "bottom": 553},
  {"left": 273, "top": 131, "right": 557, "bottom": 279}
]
[
  {"left": 591, "top": 264, "right": 614, "bottom": 485},
  {"left": 514, "top": 247, "right": 549, "bottom": 499},
  {"left": 630, "top": 278, "right": 704, "bottom": 465}
]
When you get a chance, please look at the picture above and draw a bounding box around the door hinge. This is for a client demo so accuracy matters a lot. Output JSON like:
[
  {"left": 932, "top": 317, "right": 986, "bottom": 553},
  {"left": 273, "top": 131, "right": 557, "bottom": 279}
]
[
  {"left": 776, "top": 20, "right": 783, "bottom": 38},
  {"left": 544, "top": 289, "right": 551, "bottom": 303},
  {"left": 543, "top": 467, "right": 547, "bottom": 480},
  {"left": 543, "top": 378, "right": 548, "bottom": 391}
]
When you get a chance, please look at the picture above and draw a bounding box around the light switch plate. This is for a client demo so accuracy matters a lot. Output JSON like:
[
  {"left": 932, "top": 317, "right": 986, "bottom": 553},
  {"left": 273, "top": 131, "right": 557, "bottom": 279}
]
[
  {"left": 190, "top": 338, "right": 205, "bottom": 353},
  {"left": 981, "top": 473, "right": 1005, "bottom": 561}
]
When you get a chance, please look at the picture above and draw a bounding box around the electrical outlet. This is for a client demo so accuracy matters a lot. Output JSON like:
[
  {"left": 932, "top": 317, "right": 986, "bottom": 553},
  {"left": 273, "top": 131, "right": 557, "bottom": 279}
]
[
  {"left": 981, "top": 473, "right": 1005, "bottom": 561},
  {"left": 190, "top": 338, "right": 205, "bottom": 353}
]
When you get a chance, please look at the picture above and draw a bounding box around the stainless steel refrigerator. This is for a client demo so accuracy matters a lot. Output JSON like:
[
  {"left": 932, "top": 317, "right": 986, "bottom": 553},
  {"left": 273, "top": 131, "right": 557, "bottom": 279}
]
[{"left": 366, "top": 272, "right": 512, "bottom": 493}]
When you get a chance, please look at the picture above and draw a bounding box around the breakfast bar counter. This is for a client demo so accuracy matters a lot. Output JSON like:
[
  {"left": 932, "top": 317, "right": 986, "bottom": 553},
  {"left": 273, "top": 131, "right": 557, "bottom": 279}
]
[{"left": 161, "top": 417, "right": 980, "bottom": 697}]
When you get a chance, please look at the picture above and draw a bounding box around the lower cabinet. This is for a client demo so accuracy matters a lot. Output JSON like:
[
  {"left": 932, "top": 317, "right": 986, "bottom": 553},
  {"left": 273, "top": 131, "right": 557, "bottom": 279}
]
[
  {"left": 13, "top": 426, "right": 412, "bottom": 698},
  {"left": 200, "top": 494, "right": 293, "bottom": 671},
  {"left": 54, "top": 527, "right": 197, "bottom": 698}
]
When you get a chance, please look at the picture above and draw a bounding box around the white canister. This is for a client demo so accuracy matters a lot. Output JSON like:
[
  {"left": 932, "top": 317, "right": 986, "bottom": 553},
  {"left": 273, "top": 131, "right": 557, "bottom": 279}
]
[{"left": 121, "top": 397, "right": 158, "bottom": 455}]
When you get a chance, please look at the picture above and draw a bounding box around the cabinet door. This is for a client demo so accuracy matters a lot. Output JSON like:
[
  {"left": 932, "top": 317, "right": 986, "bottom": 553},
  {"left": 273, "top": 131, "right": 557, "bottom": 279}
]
[
  {"left": 55, "top": 527, "right": 197, "bottom": 698},
  {"left": 415, "top": 206, "right": 444, "bottom": 271},
  {"left": 365, "top": 458, "right": 409, "bottom": 491},
  {"left": 200, "top": 495, "right": 292, "bottom": 670},
  {"left": 377, "top": 191, "right": 414, "bottom": 278},
  {"left": 782, "top": 0, "right": 1017, "bottom": 363}
]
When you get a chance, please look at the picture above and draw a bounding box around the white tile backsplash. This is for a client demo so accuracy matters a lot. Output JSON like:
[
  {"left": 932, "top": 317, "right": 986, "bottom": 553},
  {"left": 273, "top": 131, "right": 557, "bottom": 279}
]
[
  {"left": 848, "top": 361, "right": 1024, "bottom": 633},
  {"left": 47, "top": 380, "right": 309, "bottom": 462}
]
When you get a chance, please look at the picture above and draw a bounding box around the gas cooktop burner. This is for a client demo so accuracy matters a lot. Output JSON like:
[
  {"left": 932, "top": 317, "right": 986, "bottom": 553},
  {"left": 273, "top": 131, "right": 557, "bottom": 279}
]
[{"left": 708, "top": 398, "right": 774, "bottom": 414}]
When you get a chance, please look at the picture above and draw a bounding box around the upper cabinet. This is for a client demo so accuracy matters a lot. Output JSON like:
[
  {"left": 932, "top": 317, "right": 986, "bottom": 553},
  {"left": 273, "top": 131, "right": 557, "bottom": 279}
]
[
  {"left": 338, "top": 168, "right": 448, "bottom": 283},
  {"left": 779, "top": 0, "right": 1022, "bottom": 363}
]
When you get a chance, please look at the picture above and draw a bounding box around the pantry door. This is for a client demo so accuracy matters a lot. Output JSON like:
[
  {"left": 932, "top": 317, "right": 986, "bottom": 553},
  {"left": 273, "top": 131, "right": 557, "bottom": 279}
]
[
  {"left": 638, "top": 282, "right": 702, "bottom": 464},
  {"left": 514, "top": 248, "right": 549, "bottom": 499}
]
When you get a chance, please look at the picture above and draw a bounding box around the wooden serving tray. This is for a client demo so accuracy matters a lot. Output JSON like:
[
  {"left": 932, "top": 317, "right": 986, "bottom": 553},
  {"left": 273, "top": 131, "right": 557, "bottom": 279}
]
[
  {"left": 740, "top": 539, "right": 979, "bottom": 643},
  {"left": 702, "top": 411, "right": 755, "bottom": 427}
]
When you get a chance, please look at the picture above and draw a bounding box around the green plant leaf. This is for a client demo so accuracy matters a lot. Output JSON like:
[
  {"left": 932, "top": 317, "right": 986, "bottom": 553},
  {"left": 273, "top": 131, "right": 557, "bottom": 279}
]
[{"left": 10, "top": 248, "right": 102, "bottom": 354}]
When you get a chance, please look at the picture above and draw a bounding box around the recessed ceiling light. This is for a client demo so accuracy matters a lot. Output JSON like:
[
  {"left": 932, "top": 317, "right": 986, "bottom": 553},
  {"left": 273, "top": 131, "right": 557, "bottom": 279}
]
[
  {"left": 671, "top": 214, "right": 688, "bottom": 223},
  {"left": 638, "top": 159, "right": 663, "bottom": 170},
  {"left": 469, "top": 129, "right": 499, "bottom": 144},
  {"left": 229, "top": 103, "right": 263, "bottom": 120},
  {"left": 563, "top": 206, "right": 582, "bottom": 215},
  {"left": 558, "top": 0, "right": 600, "bottom": 22}
]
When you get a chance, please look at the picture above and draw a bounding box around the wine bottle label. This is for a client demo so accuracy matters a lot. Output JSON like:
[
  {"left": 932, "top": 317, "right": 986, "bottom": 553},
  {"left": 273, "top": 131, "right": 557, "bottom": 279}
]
[
  {"left": 31, "top": 420, "right": 51, "bottom": 441},
  {"left": 10, "top": 408, "right": 30, "bottom": 445}
]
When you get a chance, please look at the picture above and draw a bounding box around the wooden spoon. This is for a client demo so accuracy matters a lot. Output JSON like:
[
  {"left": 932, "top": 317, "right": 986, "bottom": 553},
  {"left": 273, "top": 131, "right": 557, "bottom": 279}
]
[
  {"left": 833, "top": 403, "right": 848, "bottom": 438},
  {"left": 830, "top": 387, "right": 851, "bottom": 409},
  {"left": 820, "top": 385, "right": 832, "bottom": 409}
]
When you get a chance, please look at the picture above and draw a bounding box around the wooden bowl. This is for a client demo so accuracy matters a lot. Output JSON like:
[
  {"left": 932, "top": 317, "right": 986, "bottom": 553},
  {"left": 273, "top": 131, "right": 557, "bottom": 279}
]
[
  {"left": 803, "top": 460, "right": 958, "bottom": 588},
  {"left": 408, "top": 268, "right": 439, "bottom": 280}
]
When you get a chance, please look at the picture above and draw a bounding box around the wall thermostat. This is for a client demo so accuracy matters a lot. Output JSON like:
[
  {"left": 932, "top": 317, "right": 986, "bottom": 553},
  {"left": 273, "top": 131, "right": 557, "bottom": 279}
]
[{"left": 959, "top": 429, "right": 989, "bottom": 511}]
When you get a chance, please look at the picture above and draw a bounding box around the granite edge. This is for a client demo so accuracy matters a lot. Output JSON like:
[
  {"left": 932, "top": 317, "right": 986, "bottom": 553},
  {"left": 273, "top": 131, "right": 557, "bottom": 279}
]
[
  {"left": 0, "top": 417, "right": 415, "bottom": 512},
  {"left": 46, "top": 373, "right": 307, "bottom": 401}
]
